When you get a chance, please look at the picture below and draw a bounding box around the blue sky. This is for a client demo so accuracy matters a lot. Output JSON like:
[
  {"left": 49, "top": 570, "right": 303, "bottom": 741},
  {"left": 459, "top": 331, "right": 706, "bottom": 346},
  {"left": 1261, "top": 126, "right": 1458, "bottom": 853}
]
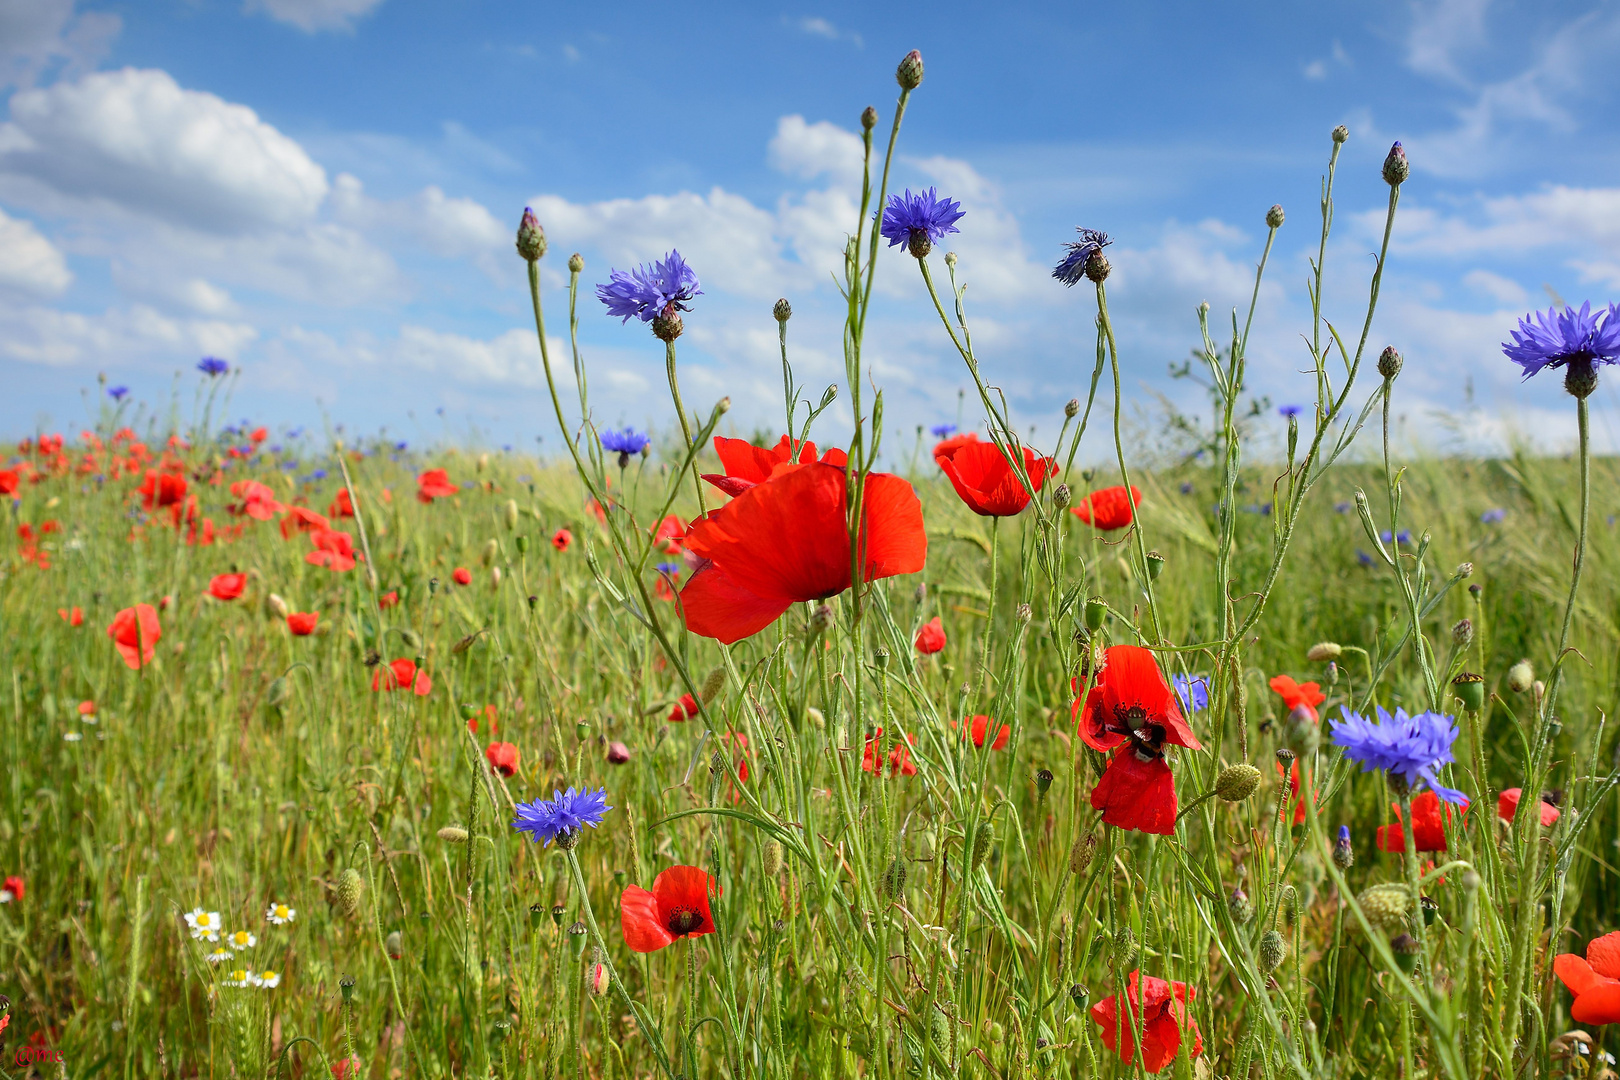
[{"left": 3, "top": 0, "right": 1620, "bottom": 457}]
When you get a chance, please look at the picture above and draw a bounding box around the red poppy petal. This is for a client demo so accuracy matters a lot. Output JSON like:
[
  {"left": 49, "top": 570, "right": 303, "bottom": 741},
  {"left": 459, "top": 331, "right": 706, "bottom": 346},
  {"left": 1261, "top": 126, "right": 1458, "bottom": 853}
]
[
  {"left": 685, "top": 463, "right": 851, "bottom": 603},
  {"left": 1090, "top": 750, "right": 1178, "bottom": 835},
  {"left": 1139, "top": 1013, "right": 1182, "bottom": 1073},
  {"left": 620, "top": 886, "right": 674, "bottom": 953},
  {"left": 1556, "top": 953, "right": 1602, "bottom": 996},
  {"left": 677, "top": 562, "right": 794, "bottom": 644},
  {"left": 1589, "top": 931, "right": 1620, "bottom": 980},
  {"left": 712, "top": 436, "right": 782, "bottom": 484},
  {"left": 858, "top": 472, "right": 928, "bottom": 580},
  {"left": 700, "top": 474, "right": 756, "bottom": 498},
  {"left": 1571, "top": 980, "right": 1620, "bottom": 1026}
]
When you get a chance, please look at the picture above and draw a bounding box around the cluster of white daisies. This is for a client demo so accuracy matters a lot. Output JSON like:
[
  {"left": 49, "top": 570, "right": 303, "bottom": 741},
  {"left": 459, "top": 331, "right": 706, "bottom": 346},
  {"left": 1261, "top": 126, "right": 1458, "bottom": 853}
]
[{"left": 185, "top": 901, "right": 296, "bottom": 990}]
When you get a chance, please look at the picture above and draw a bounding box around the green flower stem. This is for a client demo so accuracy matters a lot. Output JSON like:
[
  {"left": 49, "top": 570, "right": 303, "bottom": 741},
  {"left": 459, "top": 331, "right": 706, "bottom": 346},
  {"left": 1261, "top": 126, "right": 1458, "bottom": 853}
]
[{"left": 663, "top": 339, "right": 706, "bottom": 514}]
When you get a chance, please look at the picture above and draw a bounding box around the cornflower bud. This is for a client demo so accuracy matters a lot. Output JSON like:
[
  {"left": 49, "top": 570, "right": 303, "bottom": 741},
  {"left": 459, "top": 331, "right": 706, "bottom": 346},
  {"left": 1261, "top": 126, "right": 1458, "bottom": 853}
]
[
  {"left": 567, "top": 252, "right": 584, "bottom": 273},
  {"left": 1455, "top": 561, "right": 1473, "bottom": 579},
  {"left": 1506, "top": 660, "right": 1534, "bottom": 693},
  {"left": 1325, "top": 660, "right": 1339, "bottom": 686},
  {"left": 861, "top": 105, "right": 878, "bottom": 131},
  {"left": 1452, "top": 671, "right": 1485, "bottom": 713},
  {"left": 1064, "top": 397, "right": 1080, "bottom": 417},
  {"left": 810, "top": 605, "right": 834, "bottom": 635},
  {"left": 1216, "top": 763, "right": 1262, "bottom": 803},
  {"left": 896, "top": 49, "right": 924, "bottom": 90},
  {"left": 1052, "top": 483, "right": 1072, "bottom": 509},
  {"left": 773, "top": 298, "right": 792, "bottom": 322},
  {"left": 1015, "top": 602, "right": 1032, "bottom": 623},
  {"left": 1259, "top": 929, "right": 1288, "bottom": 972},
  {"left": 516, "top": 208, "right": 547, "bottom": 262},
  {"left": 1451, "top": 618, "right": 1473, "bottom": 649},
  {"left": 1383, "top": 141, "right": 1409, "bottom": 186},
  {"left": 1378, "top": 346, "right": 1403, "bottom": 379},
  {"left": 1306, "top": 641, "right": 1342, "bottom": 662},
  {"left": 1333, "top": 825, "right": 1354, "bottom": 870},
  {"left": 1229, "top": 887, "right": 1253, "bottom": 925},
  {"left": 1332, "top": 124, "right": 1349, "bottom": 143},
  {"left": 943, "top": 251, "right": 957, "bottom": 268},
  {"left": 1266, "top": 204, "right": 1285, "bottom": 228}
]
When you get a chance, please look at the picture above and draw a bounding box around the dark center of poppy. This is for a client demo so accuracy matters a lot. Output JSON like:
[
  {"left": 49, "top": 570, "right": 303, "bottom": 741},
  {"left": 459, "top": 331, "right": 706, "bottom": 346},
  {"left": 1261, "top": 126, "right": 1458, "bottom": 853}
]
[
  {"left": 666, "top": 907, "right": 706, "bottom": 936},
  {"left": 1108, "top": 702, "right": 1166, "bottom": 758}
]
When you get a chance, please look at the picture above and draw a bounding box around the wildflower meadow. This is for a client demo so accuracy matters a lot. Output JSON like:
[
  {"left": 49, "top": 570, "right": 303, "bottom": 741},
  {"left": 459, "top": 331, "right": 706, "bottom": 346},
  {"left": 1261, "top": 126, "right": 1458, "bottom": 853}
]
[{"left": 7, "top": 48, "right": 1620, "bottom": 1080}]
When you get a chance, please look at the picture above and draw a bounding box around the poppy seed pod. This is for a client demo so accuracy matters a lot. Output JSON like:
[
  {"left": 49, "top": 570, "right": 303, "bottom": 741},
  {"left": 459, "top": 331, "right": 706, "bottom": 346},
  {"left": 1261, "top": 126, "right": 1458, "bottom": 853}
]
[
  {"left": 1266, "top": 204, "right": 1285, "bottom": 228},
  {"left": 1506, "top": 660, "right": 1535, "bottom": 693},
  {"left": 1332, "top": 124, "right": 1349, "bottom": 143},
  {"left": 515, "top": 535, "right": 529, "bottom": 554},
  {"left": 516, "top": 208, "right": 547, "bottom": 262},
  {"left": 337, "top": 868, "right": 364, "bottom": 917},
  {"left": 1452, "top": 671, "right": 1485, "bottom": 713},
  {"left": 1391, "top": 932, "right": 1420, "bottom": 972},
  {"left": 568, "top": 920, "right": 588, "bottom": 955},
  {"left": 896, "top": 49, "right": 923, "bottom": 90},
  {"left": 1068, "top": 983, "right": 1088, "bottom": 1010},
  {"left": 1420, "top": 895, "right": 1439, "bottom": 926},
  {"left": 1357, "top": 883, "right": 1410, "bottom": 934},
  {"left": 1229, "top": 887, "right": 1253, "bottom": 925},
  {"left": 1259, "top": 929, "right": 1288, "bottom": 972},
  {"left": 1069, "top": 833, "right": 1096, "bottom": 875},
  {"left": 773, "top": 298, "right": 792, "bottom": 322},
  {"left": 339, "top": 974, "right": 356, "bottom": 1003},
  {"left": 1378, "top": 346, "right": 1403, "bottom": 380},
  {"left": 1215, "top": 763, "right": 1262, "bottom": 803},
  {"left": 1306, "top": 641, "right": 1342, "bottom": 662},
  {"left": 1145, "top": 550, "right": 1165, "bottom": 581},
  {"left": 437, "top": 825, "right": 469, "bottom": 843},
  {"left": 1035, "top": 768, "right": 1053, "bottom": 796},
  {"left": 861, "top": 105, "right": 878, "bottom": 130}
]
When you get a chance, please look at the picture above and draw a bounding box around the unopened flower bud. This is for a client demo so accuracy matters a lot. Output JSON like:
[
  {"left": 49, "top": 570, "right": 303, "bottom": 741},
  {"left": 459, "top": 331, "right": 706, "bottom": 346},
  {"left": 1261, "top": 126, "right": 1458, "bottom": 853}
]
[
  {"left": 896, "top": 49, "right": 924, "bottom": 90},
  {"left": 1229, "top": 888, "right": 1253, "bottom": 925},
  {"left": 1069, "top": 833, "right": 1096, "bottom": 875},
  {"left": 337, "top": 867, "right": 364, "bottom": 917},
  {"left": 1266, "top": 204, "right": 1285, "bottom": 228},
  {"left": 1216, "top": 763, "right": 1262, "bottom": 803},
  {"left": 567, "top": 252, "right": 584, "bottom": 273},
  {"left": 700, "top": 666, "right": 727, "bottom": 703},
  {"left": 1052, "top": 483, "right": 1072, "bottom": 509},
  {"left": 943, "top": 251, "right": 957, "bottom": 268},
  {"left": 762, "top": 841, "right": 783, "bottom": 878},
  {"left": 1259, "top": 929, "right": 1288, "bottom": 972},
  {"left": 773, "top": 298, "right": 792, "bottom": 322},
  {"left": 1015, "top": 602, "right": 1032, "bottom": 623},
  {"left": 515, "top": 535, "right": 529, "bottom": 554},
  {"left": 1506, "top": 660, "right": 1534, "bottom": 693},
  {"left": 1306, "top": 641, "right": 1342, "bottom": 662},
  {"left": 1383, "top": 141, "right": 1409, "bottom": 186},
  {"left": 1109, "top": 926, "right": 1137, "bottom": 969},
  {"left": 1378, "top": 346, "right": 1403, "bottom": 379},
  {"left": 1083, "top": 596, "right": 1107, "bottom": 633},
  {"left": 437, "top": 825, "right": 469, "bottom": 843},
  {"left": 606, "top": 741, "right": 631, "bottom": 765},
  {"left": 503, "top": 498, "right": 519, "bottom": 531},
  {"left": 265, "top": 592, "right": 290, "bottom": 619},
  {"left": 1455, "top": 561, "right": 1473, "bottom": 579},
  {"left": 805, "top": 706, "right": 825, "bottom": 729},
  {"left": 1332, "top": 124, "right": 1349, "bottom": 144},
  {"left": 588, "top": 961, "right": 610, "bottom": 996},
  {"left": 385, "top": 930, "right": 403, "bottom": 960},
  {"left": 481, "top": 538, "right": 499, "bottom": 567},
  {"left": 1331, "top": 826, "right": 1354, "bottom": 870},
  {"left": 266, "top": 676, "right": 291, "bottom": 708},
  {"left": 809, "top": 604, "right": 833, "bottom": 634},
  {"left": 516, "top": 208, "right": 547, "bottom": 262},
  {"left": 1452, "top": 671, "right": 1485, "bottom": 713},
  {"left": 1326, "top": 660, "right": 1338, "bottom": 685},
  {"left": 1451, "top": 619, "right": 1473, "bottom": 649},
  {"left": 1064, "top": 397, "right": 1080, "bottom": 418},
  {"left": 861, "top": 105, "right": 878, "bottom": 130}
]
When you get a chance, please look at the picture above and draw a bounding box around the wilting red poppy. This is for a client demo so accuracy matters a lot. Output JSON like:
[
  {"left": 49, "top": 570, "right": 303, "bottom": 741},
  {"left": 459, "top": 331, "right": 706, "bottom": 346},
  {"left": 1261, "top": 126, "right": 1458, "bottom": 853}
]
[
  {"left": 913, "top": 616, "right": 946, "bottom": 655},
  {"left": 485, "top": 741, "right": 519, "bottom": 777},
  {"left": 1376, "top": 790, "right": 1466, "bottom": 853},
  {"left": 208, "top": 573, "right": 247, "bottom": 601},
  {"left": 327, "top": 488, "right": 355, "bottom": 518},
  {"left": 606, "top": 740, "right": 632, "bottom": 764},
  {"left": 1269, "top": 675, "right": 1326, "bottom": 723},
  {"left": 678, "top": 462, "right": 927, "bottom": 644},
  {"left": 1554, "top": 932, "right": 1620, "bottom": 1025},
  {"left": 621, "top": 865, "right": 722, "bottom": 953},
  {"left": 552, "top": 528, "right": 573, "bottom": 552},
  {"left": 107, "top": 603, "right": 161, "bottom": 669},
  {"left": 228, "top": 480, "right": 283, "bottom": 521},
  {"left": 702, "top": 434, "right": 847, "bottom": 497},
  {"left": 138, "top": 469, "right": 188, "bottom": 512},
  {"left": 1498, "top": 788, "right": 1559, "bottom": 827},
  {"left": 452, "top": 566, "right": 472, "bottom": 586},
  {"left": 1073, "top": 645, "right": 1202, "bottom": 753},
  {"left": 307, "top": 528, "right": 359, "bottom": 572},
  {"left": 2, "top": 875, "right": 22, "bottom": 901},
  {"left": 862, "top": 728, "right": 918, "bottom": 777},
  {"left": 417, "top": 469, "right": 458, "bottom": 503},
  {"left": 279, "top": 506, "right": 329, "bottom": 539},
  {"left": 652, "top": 515, "right": 688, "bottom": 554},
  {"left": 57, "top": 606, "right": 83, "bottom": 626},
  {"left": 1090, "top": 970, "right": 1204, "bottom": 1072},
  {"left": 668, "top": 693, "right": 699, "bottom": 723},
  {"left": 286, "top": 612, "right": 319, "bottom": 636},
  {"left": 936, "top": 439, "right": 1056, "bottom": 517},
  {"left": 958, "top": 715, "right": 1010, "bottom": 750},
  {"left": 372, "top": 658, "right": 431, "bottom": 696},
  {"left": 1071, "top": 485, "right": 1142, "bottom": 531},
  {"left": 1091, "top": 746, "right": 1178, "bottom": 833}
]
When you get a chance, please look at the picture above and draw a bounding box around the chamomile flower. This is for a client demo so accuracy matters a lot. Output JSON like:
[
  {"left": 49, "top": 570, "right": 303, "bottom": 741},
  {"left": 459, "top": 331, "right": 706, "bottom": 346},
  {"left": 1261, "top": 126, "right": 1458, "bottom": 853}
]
[
  {"left": 222, "top": 968, "right": 258, "bottom": 988},
  {"left": 227, "top": 930, "right": 257, "bottom": 950},
  {"left": 63, "top": 731, "right": 82, "bottom": 742},
  {"left": 205, "top": 947, "right": 235, "bottom": 964},
  {"left": 265, "top": 902, "right": 296, "bottom": 925},
  {"left": 258, "top": 970, "right": 281, "bottom": 989},
  {"left": 185, "top": 908, "right": 222, "bottom": 941}
]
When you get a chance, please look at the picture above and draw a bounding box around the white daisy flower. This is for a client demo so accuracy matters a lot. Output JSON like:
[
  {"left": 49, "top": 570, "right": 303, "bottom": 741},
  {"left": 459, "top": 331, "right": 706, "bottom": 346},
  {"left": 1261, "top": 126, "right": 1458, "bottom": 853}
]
[
  {"left": 185, "top": 909, "right": 223, "bottom": 941},
  {"left": 258, "top": 970, "right": 281, "bottom": 988},
  {"left": 205, "top": 947, "right": 235, "bottom": 964},
  {"left": 63, "top": 731, "right": 82, "bottom": 742},
  {"left": 222, "top": 968, "right": 256, "bottom": 988},
  {"left": 265, "top": 902, "right": 296, "bottom": 925},
  {"left": 0, "top": 890, "right": 13, "bottom": 904},
  {"left": 227, "top": 930, "right": 257, "bottom": 950}
]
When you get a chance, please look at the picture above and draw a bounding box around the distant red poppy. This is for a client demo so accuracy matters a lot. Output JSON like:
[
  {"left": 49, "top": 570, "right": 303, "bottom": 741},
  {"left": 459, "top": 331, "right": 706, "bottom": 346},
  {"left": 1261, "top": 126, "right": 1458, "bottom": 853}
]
[
  {"left": 451, "top": 566, "right": 471, "bottom": 586},
  {"left": 57, "top": 606, "right": 83, "bottom": 626},
  {"left": 702, "top": 434, "right": 847, "bottom": 497},
  {"left": 1091, "top": 970, "right": 1203, "bottom": 1072},
  {"left": 468, "top": 704, "right": 498, "bottom": 735},
  {"left": 208, "top": 572, "right": 247, "bottom": 601},
  {"left": 286, "top": 612, "right": 319, "bottom": 636},
  {"left": 1073, "top": 645, "right": 1202, "bottom": 753},
  {"left": 485, "top": 741, "right": 519, "bottom": 777},
  {"left": 1278, "top": 759, "right": 1315, "bottom": 827},
  {"left": 1070, "top": 485, "right": 1142, "bottom": 531},
  {"left": 327, "top": 487, "right": 355, "bottom": 518},
  {"left": 247, "top": 426, "right": 268, "bottom": 444},
  {"left": 1269, "top": 675, "right": 1326, "bottom": 723},
  {"left": 935, "top": 438, "right": 1056, "bottom": 517},
  {"left": 331, "top": 1057, "right": 363, "bottom": 1080},
  {"left": 957, "top": 714, "right": 1010, "bottom": 750},
  {"left": 0, "top": 469, "right": 17, "bottom": 496},
  {"left": 1376, "top": 790, "right": 1466, "bottom": 853},
  {"left": 1498, "top": 787, "right": 1559, "bottom": 827},
  {"left": 107, "top": 603, "right": 161, "bottom": 669},
  {"left": 279, "top": 506, "right": 329, "bottom": 539},
  {"left": 620, "top": 865, "right": 721, "bottom": 953},
  {"left": 914, "top": 616, "right": 946, "bottom": 655},
  {"left": 668, "top": 693, "right": 699, "bottom": 723},
  {"left": 228, "top": 480, "right": 283, "bottom": 521},
  {"left": 417, "top": 469, "right": 458, "bottom": 503},
  {"left": 552, "top": 528, "right": 573, "bottom": 552},
  {"left": 678, "top": 462, "right": 927, "bottom": 644},
  {"left": 77, "top": 700, "right": 95, "bottom": 716},
  {"left": 862, "top": 728, "right": 918, "bottom": 777},
  {"left": 379, "top": 590, "right": 399, "bottom": 609},
  {"left": 1554, "top": 931, "right": 1620, "bottom": 1026},
  {"left": 1, "top": 875, "right": 22, "bottom": 902},
  {"left": 306, "top": 528, "right": 358, "bottom": 572},
  {"left": 652, "top": 514, "right": 688, "bottom": 554},
  {"left": 137, "top": 469, "right": 188, "bottom": 512},
  {"left": 372, "top": 658, "right": 431, "bottom": 696}
]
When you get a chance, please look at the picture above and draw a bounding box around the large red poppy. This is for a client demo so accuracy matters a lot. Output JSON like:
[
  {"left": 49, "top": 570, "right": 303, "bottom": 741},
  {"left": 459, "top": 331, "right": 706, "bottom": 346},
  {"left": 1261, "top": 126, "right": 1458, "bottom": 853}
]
[
  {"left": 280, "top": 506, "right": 329, "bottom": 539},
  {"left": 107, "top": 604, "right": 161, "bottom": 669},
  {"left": 1554, "top": 932, "right": 1620, "bottom": 1025},
  {"left": 286, "top": 612, "right": 319, "bottom": 636},
  {"left": 620, "top": 865, "right": 721, "bottom": 953},
  {"left": 306, "top": 528, "right": 359, "bottom": 572},
  {"left": 1376, "top": 790, "right": 1466, "bottom": 853},
  {"left": 1071, "top": 485, "right": 1141, "bottom": 531},
  {"left": 1073, "top": 645, "right": 1202, "bottom": 754},
  {"left": 485, "top": 741, "right": 519, "bottom": 777},
  {"left": 417, "top": 469, "right": 458, "bottom": 503},
  {"left": 208, "top": 573, "right": 247, "bottom": 601},
  {"left": 702, "top": 435, "right": 847, "bottom": 498},
  {"left": 1091, "top": 746, "right": 1179, "bottom": 834},
  {"left": 935, "top": 439, "right": 1056, "bottom": 517},
  {"left": 957, "top": 715, "right": 1010, "bottom": 750},
  {"left": 862, "top": 728, "right": 917, "bottom": 777},
  {"left": 0, "top": 470, "right": 17, "bottom": 496},
  {"left": 373, "top": 658, "right": 431, "bottom": 696},
  {"left": 677, "top": 462, "right": 926, "bottom": 644},
  {"left": 228, "top": 480, "right": 283, "bottom": 521},
  {"left": 1090, "top": 970, "right": 1204, "bottom": 1072},
  {"left": 1269, "top": 675, "right": 1326, "bottom": 723},
  {"left": 914, "top": 616, "right": 946, "bottom": 655},
  {"left": 1497, "top": 787, "right": 1559, "bottom": 827}
]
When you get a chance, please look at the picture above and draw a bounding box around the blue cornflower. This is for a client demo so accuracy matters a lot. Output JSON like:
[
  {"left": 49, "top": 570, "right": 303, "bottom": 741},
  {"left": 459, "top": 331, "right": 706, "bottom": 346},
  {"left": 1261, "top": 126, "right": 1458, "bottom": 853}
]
[
  {"left": 1052, "top": 228, "right": 1112, "bottom": 286},
  {"left": 268, "top": 444, "right": 282, "bottom": 454},
  {"left": 1334, "top": 501, "right": 1351, "bottom": 513},
  {"left": 308, "top": 468, "right": 328, "bottom": 481},
  {"left": 1356, "top": 549, "right": 1374, "bottom": 567},
  {"left": 597, "top": 250, "right": 702, "bottom": 325},
  {"left": 512, "top": 786, "right": 612, "bottom": 847},
  {"left": 601, "top": 427, "right": 651, "bottom": 456},
  {"left": 394, "top": 440, "right": 408, "bottom": 451},
  {"left": 108, "top": 385, "right": 128, "bottom": 400},
  {"left": 880, "top": 188, "right": 965, "bottom": 258},
  {"left": 197, "top": 357, "right": 229, "bottom": 377},
  {"left": 1278, "top": 404, "right": 1302, "bottom": 418},
  {"left": 1502, "top": 303, "right": 1620, "bottom": 393},
  {"left": 1179, "top": 481, "right": 1194, "bottom": 495},
  {"left": 930, "top": 423, "right": 957, "bottom": 438},
  {"left": 1329, "top": 706, "right": 1468, "bottom": 804},
  {"left": 1380, "top": 529, "right": 1412, "bottom": 545},
  {"left": 1172, "top": 674, "right": 1209, "bottom": 714},
  {"left": 655, "top": 561, "right": 681, "bottom": 575},
  {"left": 1480, "top": 508, "right": 1506, "bottom": 524},
  {"left": 279, "top": 460, "right": 298, "bottom": 471},
  {"left": 517, "top": 474, "right": 532, "bottom": 484}
]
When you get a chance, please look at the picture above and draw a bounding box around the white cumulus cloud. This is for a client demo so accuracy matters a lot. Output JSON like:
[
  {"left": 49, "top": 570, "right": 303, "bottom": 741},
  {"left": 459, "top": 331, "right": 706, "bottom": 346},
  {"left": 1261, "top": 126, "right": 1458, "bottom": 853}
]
[
  {"left": 246, "top": 0, "right": 385, "bottom": 33},
  {"left": 0, "top": 207, "right": 71, "bottom": 295}
]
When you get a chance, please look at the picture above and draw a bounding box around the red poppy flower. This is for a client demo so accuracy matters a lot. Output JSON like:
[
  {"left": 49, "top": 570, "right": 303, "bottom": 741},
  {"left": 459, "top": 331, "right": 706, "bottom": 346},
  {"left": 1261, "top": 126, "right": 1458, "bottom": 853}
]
[
  {"left": 138, "top": 469, "right": 188, "bottom": 511},
  {"left": 485, "top": 741, "right": 519, "bottom": 777},
  {"left": 1376, "top": 790, "right": 1465, "bottom": 853},
  {"left": 1497, "top": 787, "right": 1559, "bottom": 827},
  {"left": 862, "top": 728, "right": 918, "bottom": 777},
  {"left": 668, "top": 693, "right": 699, "bottom": 723},
  {"left": 107, "top": 603, "right": 161, "bottom": 669},
  {"left": 2, "top": 875, "right": 22, "bottom": 901},
  {"left": 935, "top": 438, "right": 1056, "bottom": 517},
  {"left": 372, "top": 658, "right": 431, "bottom": 696},
  {"left": 652, "top": 514, "right": 688, "bottom": 554},
  {"left": 621, "top": 864, "right": 722, "bottom": 953},
  {"left": 702, "top": 434, "right": 848, "bottom": 497},
  {"left": 378, "top": 590, "right": 399, "bottom": 609},
  {"left": 185, "top": 515, "right": 216, "bottom": 547},
  {"left": 417, "top": 469, "right": 458, "bottom": 503},
  {"left": 1269, "top": 675, "right": 1326, "bottom": 723},
  {"left": 57, "top": 606, "right": 83, "bottom": 626},
  {"left": 0, "top": 469, "right": 17, "bottom": 496},
  {"left": 552, "top": 528, "right": 573, "bottom": 552},
  {"left": 208, "top": 572, "right": 247, "bottom": 601},
  {"left": 931, "top": 432, "right": 981, "bottom": 460},
  {"left": 306, "top": 528, "right": 358, "bottom": 571},
  {"left": 957, "top": 714, "right": 1010, "bottom": 750},
  {"left": 1090, "top": 746, "right": 1178, "bottom": 834},
  {"left": 1071, "top": 485, "right": 1142, "bottom": 530},
  {"left": 286, "top": 612, "right": 319, "bottom": 636},
  {"left": 1073, "top": 645, "right": 1202, "bottom": 754},
  {"left": 248, "top": 426, "right": 268, "bottom": 444},
  {"left": 1090, "top": 969, "right": 1204, "bottom": 1072},
  {"left": 331, "top": 1057, "right": 363, "bottom": 1080},
  {"left": 228, "top": 480, "right": 283, "bottom": 521},
  {"left": 914, "top": 615, "right": 946, "bottom": 655},
  {"left": 1554, "top": 931, "right": 1620, "bottom": 1025},
  {"left": 279, "top": 506, "right": 329, "bottom": 539},
  {"left": 327, "top": 487, "right": 355, "bottom": 518},
  {"left": 77, "top": 700, "right": 95, "bottom": 716},
  {"left": 678, "top": 462, "right": 926, "bottom": 644},
  {"left": 452, "top": 566, "right": 472, "bottom": 586},
  {"left": 469, "top": 704, "right": 498, "bottom": 734}
]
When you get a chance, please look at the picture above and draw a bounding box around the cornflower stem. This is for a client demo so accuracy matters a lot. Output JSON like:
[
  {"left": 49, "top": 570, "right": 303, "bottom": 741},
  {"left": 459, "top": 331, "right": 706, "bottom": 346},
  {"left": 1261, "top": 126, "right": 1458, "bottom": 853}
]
[
  {"left": 1096, "top": 279, "right": 1162, "bottom": 643},
  {"left": 1397, "top": 785, "right": 1424, "bottom": 1080},
  {"left": 664, "top": 338, "right": 707, "bottom": 514},
  {"left": 1381, "top": 374, "right": 1440, "bottom": 707}
]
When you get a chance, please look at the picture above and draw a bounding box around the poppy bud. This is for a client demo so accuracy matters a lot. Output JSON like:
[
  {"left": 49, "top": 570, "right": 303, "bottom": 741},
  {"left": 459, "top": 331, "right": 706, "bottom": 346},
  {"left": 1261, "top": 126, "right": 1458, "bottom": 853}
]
[
  {"left": 1083, "top": 596, "right": 1106, "bottom": 633},
  {"left": 1052, "top": 483, "right": 1071, "bottom": 509},
  {"left": 337, "top": 868, "right": 364, "bottom": 917},
  {"left": 1266, "top": 204, "right": 1285, "bottom": 228},
  {"left": 1109, "top": 926, "right": 1137, "bottom": 969},
  {"left": 1452, "top": 671, "right": 1485, "bottom": 713},
  {"left": 1332, "top": 123, "right": 1349, "bottom": 143},
  {"left": 1356, "top": 883, "right": 1410, "bottom": 934},
  {"left": 400, "top": 629, "right": 423, "bottom": 652},
  {"left": 267, "top": 677, "right": 291, "bottom": 708},
  {"left": 806, "top": 706, "right": 825, "bottom": 729},
  {"left": 1035, "top": 768, "right": 1053, "bottom": 796},
  {"left": 568, "top": 252, "right": 584, "bottom": 273},
  {"left": 385, "top": 930, "right": 403, "bottom": 960},
  {"left": 1506, "top": 660, "right": 1534, "bottom": 693},
  {"left": 477, "top": 452, "right": 489, "bottom": 473},
  {"left": 437, "top": 825, "right": 469, "bottom": 843},
  {"left": 1382, "top": 141, "right": 1409, "bottom": 186},
  {"left": 1215, "top": 763, "right": 1261, "bottom": 803},
  {"left": 490, "top": 566, "right": 502, "bottom": 588},
  {"left": 515, "top": 535, "right": 529, "bottom": 554},
  {"left": 1306, "top": 641, "right": 1341, "bottom": 662},
  {"left": 265, "top": 592, "right": 290, "bottom": 619},
  {"left": 502, "top": 499, "right": 519, "bottom": 531},
  {"left": 882, "top": 859, "right": 907, "bottom": 899},
  {"left": 896, "top": 49, "right": 923, "bottom": 90},
  {"left": 1069, "top": 833, "right": 1096, "bottom": 875},
  {"left": 480, "top": 538, "right": 498, "bottom": 567},
  {"left": 606, "top": 741, "right": 631, "bottom": 764},
  {"left": 1064, "top": 397, "right": 1080, "bottom": 418},
  {"left": 971, "top": 822, "right": 993, "bottom": 872},
  {"left": 861, "top": 105, "right": 878, "bottom": 130},
  {"left": 1145, "top": 550, "right": 1165, "bottom": 581},
  {"left": 1228, "top": 888, "right": 1253, "bottom": 925},
  {"left": 588, "top": 961, "right": 609, "bottom": 996},
  {"left": 762, "top": 841, "right": 783, "bottom": 878},
  {"left": 339, "top": 974, "right": 356, "bottom": 1003},
  {"left": 1420, "top": 895, "right": 1439, "bottom": 926},
  {"left": 1391, "top": 932, "right": 1420, "bottom": 972},
  {"left": 1451, "top": 618, "right": 1473, "bottom": 649},
  {"left": 773, "top": 298, "right": 792, "bottom": 322},
  {"left": 1377, "top": 346, "right": 1402, "bottom": 380},
  {"left": 516, "top": 208, "right": 547, "bottom": 262},
  {"left": 1333, "top": 825, "right": 1354, "bottom": 870},
  {"left": 1259, "top": 929, "right": 1287, "bottom": 972},
  {"left": 699, "top": 667, "right": 727, "bottom": 704}
]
